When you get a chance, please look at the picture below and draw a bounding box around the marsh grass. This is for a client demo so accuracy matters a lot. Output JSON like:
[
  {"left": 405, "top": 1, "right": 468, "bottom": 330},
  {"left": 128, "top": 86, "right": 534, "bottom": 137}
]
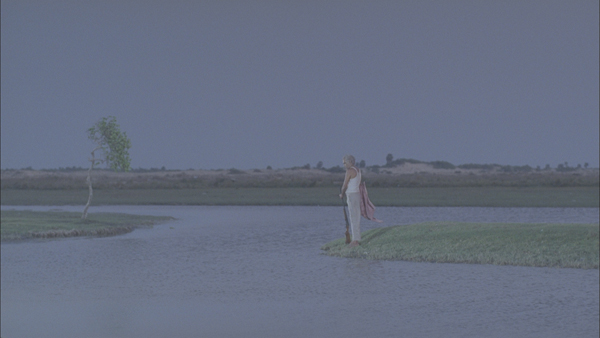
[
  {"left": 2, "top": 168, "right": 598, "bottom": 189},
  {"left": 321, "top": 222, "right": 600, "bottom": 269},
  {"left": 1, "top": 186, "right": 598, "bottom": 207},
  {"left": 1, "top": 210, "right": 175, "bottom": 241}
]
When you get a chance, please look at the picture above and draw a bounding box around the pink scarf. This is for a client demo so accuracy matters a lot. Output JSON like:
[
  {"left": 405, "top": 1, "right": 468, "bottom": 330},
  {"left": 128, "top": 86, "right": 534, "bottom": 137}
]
[{"left": 359, "top": 182, "right": 383, "bottom": 223}]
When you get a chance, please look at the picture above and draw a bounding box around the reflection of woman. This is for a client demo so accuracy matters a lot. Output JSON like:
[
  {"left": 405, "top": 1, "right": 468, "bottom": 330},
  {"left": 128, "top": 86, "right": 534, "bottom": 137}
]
[{"left": 339, "top": 155, "right": 361, "bottom": 247}]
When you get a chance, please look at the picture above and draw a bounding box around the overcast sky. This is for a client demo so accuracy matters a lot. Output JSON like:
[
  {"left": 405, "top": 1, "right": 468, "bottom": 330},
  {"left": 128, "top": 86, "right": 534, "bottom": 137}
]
[{"left": 2, "top": 1, "right": 598, "bottom": 170}]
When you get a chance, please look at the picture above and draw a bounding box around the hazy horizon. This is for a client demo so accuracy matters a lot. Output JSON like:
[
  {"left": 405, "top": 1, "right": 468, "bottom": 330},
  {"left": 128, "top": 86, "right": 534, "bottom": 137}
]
[{"left": 2, "top": 1, "right": 598, "bottom": 170}]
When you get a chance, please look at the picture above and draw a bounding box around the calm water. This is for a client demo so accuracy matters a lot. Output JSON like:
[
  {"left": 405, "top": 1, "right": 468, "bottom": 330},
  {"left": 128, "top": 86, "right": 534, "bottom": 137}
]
[{"left": 1, "top": 206, "right": 599, "bottom": 338}]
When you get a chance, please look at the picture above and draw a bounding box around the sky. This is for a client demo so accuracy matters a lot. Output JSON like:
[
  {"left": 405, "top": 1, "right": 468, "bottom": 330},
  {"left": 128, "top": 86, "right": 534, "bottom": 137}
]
[{"left": 2, "top": 1, "right": 598, "bottom": 170}]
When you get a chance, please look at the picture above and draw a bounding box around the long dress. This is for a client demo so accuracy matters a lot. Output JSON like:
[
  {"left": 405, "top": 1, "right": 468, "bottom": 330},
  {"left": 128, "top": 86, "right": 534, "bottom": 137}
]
[{"left": 345, "top": 167, "right": 361, "bottom": 241}]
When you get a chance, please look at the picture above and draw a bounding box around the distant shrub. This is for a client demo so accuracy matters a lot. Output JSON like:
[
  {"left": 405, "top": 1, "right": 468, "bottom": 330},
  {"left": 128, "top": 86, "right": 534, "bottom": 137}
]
[
  {"left": 40, "top": 166, "right": 87, "bottom": 172},
  {"left": 514, "top": 165, "right": 533, "bottom": 172},
  {"left": 228, "top": 168, "right": 245, "bottom": 174},
  {"left": 458, "top": 163, "right": 498, "bottom": 170},
  {"left": 556, "top": 164, "right": 577, "bottom": 172},
  {"left": 325, "top": 166, "right": 345, "bottom": 173},
  {"left": 131, "top": 167, "right": 170, "bottom": 173},
  {"left": 431, "top": 161, "right": 455, "bottom": 169},
  {"left": 499, "top": 165, "right": 532, "bottom": 173},
  {"left": 386, "top": 158, "right": 423, "bottom": 167}
]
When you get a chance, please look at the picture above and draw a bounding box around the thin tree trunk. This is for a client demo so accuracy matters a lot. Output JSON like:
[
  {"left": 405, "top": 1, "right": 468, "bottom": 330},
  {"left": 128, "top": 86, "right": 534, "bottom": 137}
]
[{"left": 82, "top": 148, "right": 100, "bottom": 219}]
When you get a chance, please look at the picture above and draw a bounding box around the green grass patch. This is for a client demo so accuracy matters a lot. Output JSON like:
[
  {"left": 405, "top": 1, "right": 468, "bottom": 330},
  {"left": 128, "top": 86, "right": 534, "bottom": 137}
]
[
  {"left": 321, "top": 222, "right": 600, "bottom": 269},
  {"left": 370, "top": 186, "right": 599, "bottom": 207},
  {"left": 1, "top": 210, "right": 175, "bottom": 241},
  {"left": 1, "top": 186, "right": 598, "bottom": 207}
]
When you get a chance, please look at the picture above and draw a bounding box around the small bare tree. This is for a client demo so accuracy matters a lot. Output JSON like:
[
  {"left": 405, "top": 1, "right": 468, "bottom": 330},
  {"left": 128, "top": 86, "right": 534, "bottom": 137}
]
[{"left": 82, "top": 116, "right": 131, "bottom": 219}]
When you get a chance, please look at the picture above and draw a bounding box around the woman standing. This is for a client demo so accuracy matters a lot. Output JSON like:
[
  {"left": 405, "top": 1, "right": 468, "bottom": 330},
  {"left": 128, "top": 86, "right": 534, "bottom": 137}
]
[{"left": 339, "top": 154, "right": 361, "bottom": 247}]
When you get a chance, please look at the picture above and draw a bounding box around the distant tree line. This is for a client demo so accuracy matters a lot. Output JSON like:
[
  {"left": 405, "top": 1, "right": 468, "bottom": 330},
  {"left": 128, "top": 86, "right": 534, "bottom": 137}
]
[{"left": 2, "top": 155, "right": 594, "bottom": 173}]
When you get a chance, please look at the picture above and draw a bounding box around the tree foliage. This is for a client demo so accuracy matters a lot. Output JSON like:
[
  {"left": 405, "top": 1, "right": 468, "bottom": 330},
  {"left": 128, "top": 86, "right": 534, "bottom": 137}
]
[
  {"left": 87, "top": 116, "right": 132, "bottom": 171},
  {"left": 386, "top": 153, "right": 394, "bottom": 166}
]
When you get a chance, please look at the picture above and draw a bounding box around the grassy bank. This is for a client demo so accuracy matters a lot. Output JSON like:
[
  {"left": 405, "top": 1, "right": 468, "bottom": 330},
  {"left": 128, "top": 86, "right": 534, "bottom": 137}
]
[
  {"left": 1, "top": 210, "right": 175, "bottom": 241},
  {"left": 1, "top": 186, "right": 598, "bottom": 207},
  {"left": 321, "top": 222, "right": 600, "bottom": 269}
]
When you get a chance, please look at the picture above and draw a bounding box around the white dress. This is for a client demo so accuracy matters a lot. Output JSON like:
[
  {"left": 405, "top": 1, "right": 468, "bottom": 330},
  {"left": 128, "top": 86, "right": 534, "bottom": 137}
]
[{"left": 345, "top": 167, "right": 361, "bottom": 241}]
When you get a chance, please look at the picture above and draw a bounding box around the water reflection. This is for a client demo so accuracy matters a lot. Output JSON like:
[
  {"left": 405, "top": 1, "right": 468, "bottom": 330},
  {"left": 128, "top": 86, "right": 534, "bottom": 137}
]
[{"left": 2, "top": 206, "right": 598, "bottom": 338}]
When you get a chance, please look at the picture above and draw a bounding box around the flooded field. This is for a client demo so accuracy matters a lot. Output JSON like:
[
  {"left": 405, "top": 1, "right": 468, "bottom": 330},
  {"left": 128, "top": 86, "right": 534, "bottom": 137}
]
[{"left": 1, "top": 205, "right": 598, "bottom": 337}]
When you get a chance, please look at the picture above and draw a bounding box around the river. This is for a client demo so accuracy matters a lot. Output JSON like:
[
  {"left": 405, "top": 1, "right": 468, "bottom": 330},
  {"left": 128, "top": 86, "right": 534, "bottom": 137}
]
[{"left": 1, "top": 206, "right": 599, "bottom": 337}]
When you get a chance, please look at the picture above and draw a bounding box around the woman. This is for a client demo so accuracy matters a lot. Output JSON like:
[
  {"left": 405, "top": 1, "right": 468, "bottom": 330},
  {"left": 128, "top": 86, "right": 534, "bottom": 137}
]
[{"left": 339, "top": 154, "right": 361, "bottom": 247}]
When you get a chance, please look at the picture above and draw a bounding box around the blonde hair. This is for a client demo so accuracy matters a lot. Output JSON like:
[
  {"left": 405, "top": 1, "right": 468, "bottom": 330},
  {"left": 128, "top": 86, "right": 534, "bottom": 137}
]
[{"left": 343, "top": 154, "right": 356, "bottom": 166}]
